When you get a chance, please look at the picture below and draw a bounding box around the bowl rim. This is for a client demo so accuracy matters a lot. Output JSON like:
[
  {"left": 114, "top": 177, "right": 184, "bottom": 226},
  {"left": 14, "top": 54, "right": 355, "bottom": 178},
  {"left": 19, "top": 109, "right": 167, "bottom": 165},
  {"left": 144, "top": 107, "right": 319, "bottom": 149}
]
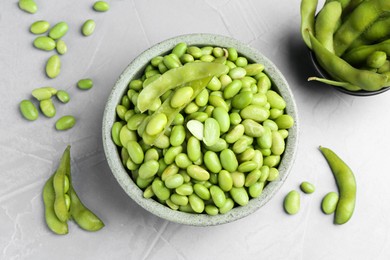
[{"left": 102, "top": 33, "right": 299, "bottom": 226}]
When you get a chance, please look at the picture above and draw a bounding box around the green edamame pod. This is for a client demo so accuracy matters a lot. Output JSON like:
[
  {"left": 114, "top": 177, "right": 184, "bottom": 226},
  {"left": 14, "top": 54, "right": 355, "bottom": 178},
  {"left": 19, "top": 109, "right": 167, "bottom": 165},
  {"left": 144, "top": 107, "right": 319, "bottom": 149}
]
[
  {"left": 309, "top": 31, "right": 388, "bottom": 91},
  {"left": 319, "top": 146, "right": 356, "bottom": 225},
  {"left": 69, "top": 185, "right": 104, "bottom": 231},
  {"left": 43, "top": 174, "right": 68, "bottom": 235},
  {"left": 53, "top": 146, "right": 71, "bottom": 222},
  {"left": 137, "top": 62, "right": 227, "bottom": 112},
  {"left": 314, "top": 1, "right": 342, "bottom": 53},
  {"left": 300, "top": 0, "right": 318, "bottom": 49},
  {"left": 333, "top": 0, "right": 390, "bottom": 56}
]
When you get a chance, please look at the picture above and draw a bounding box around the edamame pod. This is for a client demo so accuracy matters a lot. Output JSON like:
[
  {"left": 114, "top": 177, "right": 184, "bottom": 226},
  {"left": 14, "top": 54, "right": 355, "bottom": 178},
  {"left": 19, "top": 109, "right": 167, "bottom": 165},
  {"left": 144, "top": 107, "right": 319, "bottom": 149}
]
[
  {"left": 43, "top": 174, "right": 68, "bottom": 235},
  {"left": 137, "top": 62, "right": 227, "bottom": 112},
  {"left": 319, "top": 146, "right": 356, "bottom": 225}
]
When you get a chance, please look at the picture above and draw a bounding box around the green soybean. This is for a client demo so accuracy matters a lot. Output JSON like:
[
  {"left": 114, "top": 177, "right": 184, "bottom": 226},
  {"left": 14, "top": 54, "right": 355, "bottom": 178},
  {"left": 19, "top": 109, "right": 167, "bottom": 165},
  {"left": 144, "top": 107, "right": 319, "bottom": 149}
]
[
  {"left": 230, "top": 187, "right": 249, "bottom": 206},
  {"left": 187, "top": 136, "right": 201, "bottom": 162},
  {"left": 193, "top": 183, "right": 211, "bottom": 200},
  {"left": 170, "top": 194, "right": 188, "bottom": 206},
  {"left": 205, "top": 204, "right": 219, "bottom": 215},
  {"left": 204, "top": 151, "right": 222, "bottom": 174},
  {"left": 203, "top": 118, "right": 220, "bottom": 146},
  {"left": 18, "top": 0, "right": 37, "bottom": 14},
  {"left": 220, "top": 149, "right": 238, "bottom": 172},
  {"left": 56, "top": 40, "right": 68, "bottom": 55},
  {"left": 49, "top": 22, "right": 69, "bottom": 40},
  {"left": 93, "top": 1, "right": 110, "bottom": 12},
  {"left": 152, "top": 178, "right": 170, "bottom": 201},
  {"left": 146, "top": 113, "right": 167, "bottom": 136},
  {"left": 171, "top": 86, "right": 193, "bottom": 108},
  {"left": 40, "top": 99, "right": 56, "bottom": 118},
  {"left": 43, "top": 175, "right": 68, "bottom": 235},
  {"left": 218, "top": 170, "right": 233, "bottom": 192},
  {"left": 321, "top": 192, "right": 339, "bottom": 214},
  {"left": 127, "top": 140, "right": 144, "bottom": 164},
  {"left": 189, "top": 194, "right": 205, "bottom": 213},
  {"left": 284, "top": 190, "right": 300, "bottom": 215},
  {"left": 46, "top": 55, "right": 61, "bottom": 79},
  {"left": 187, "top": 165, "right": 210, "bottom": 181},
  {"left": 30, "top": 20, "right": 50, "bottom": 34},
  {"left": 33, "top": 36, "right": 56, "bottom": 51},
  {"left": 19, "top": 100, "right": 38, "bottom": 121},
  {"left": 240, "top": 105, "right": 269, "bottom": 122},
  {"left": 249, "top": 182, "right": 264, "bottom": 198},
  {"left": 175, "top": 183, "right": 194, "bottom": 196},
  {"left": 32, "top": 87, "right": 54, "bottom": 101},
  {"left": 82, "top": 19, "right": 96, "bottom": 36},
  {"left": 138, "top": 160, "right": 159, "bottom": 179},
  {"left": 165, "top": 174, "right": 184, "bottom": 189},
  {"left": 210, "top": 185, "right": 226, "bottom": 208},
  {"left": 56, "top": 90, "right": 70, "bottom": 103},
  {"left": 55, "top": 115, "right": 76, "bottom": 131},
  {"left": 300, "top": 181, "right": 315, "bottom": 194},
  {"left": 77, "top": 78, "right": 93, "bottom": 90}
]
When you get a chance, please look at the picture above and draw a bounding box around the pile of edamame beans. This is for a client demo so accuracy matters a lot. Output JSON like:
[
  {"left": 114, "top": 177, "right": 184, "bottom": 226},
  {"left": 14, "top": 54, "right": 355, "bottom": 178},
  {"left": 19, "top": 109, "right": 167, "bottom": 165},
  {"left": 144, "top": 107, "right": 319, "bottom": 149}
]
[
  {"left": 112, "top": 42, "right": 295, "bottom": 215},
  {"left": 301, "top": 0, "right": 390, "bottom": 92},
  {"left": 18, "top": 0, "right": 109, "bottom": 129}
]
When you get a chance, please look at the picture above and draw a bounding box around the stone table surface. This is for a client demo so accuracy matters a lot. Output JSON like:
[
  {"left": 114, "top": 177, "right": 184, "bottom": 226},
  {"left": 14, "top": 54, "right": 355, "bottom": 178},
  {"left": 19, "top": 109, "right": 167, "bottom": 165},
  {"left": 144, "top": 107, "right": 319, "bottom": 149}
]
[{"left": 1, "top": 0, "right": 390, "bottom": 259}]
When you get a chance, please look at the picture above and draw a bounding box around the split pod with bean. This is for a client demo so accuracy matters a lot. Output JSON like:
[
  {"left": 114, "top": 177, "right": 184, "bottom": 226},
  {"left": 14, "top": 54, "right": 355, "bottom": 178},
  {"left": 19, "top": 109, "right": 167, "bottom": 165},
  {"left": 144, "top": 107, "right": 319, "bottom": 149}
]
[{"left": 43, "top": 146, "right": 104, "bottom": 235}]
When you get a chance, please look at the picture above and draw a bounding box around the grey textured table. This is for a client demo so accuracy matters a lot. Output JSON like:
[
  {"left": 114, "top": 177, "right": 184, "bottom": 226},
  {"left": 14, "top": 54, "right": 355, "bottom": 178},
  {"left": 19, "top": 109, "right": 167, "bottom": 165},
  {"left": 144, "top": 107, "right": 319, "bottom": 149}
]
[{"left": 1, "top": 0, "right": 390, "bottom": 259}]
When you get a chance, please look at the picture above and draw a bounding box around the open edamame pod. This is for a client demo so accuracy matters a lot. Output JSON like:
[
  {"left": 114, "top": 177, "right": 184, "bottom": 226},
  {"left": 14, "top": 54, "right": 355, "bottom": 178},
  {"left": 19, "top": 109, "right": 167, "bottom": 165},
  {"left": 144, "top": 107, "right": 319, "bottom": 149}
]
[
  {"left": 308, "top": 30, "right": 389, "bottom": 91},
  {"left": 43, "top": 174, "right": 68, "bottom": 235},
  {"left": 137, "top": 62, "right": 227, "bottom": 112},
  {"left": 319, "top": 146, "right": 356, "bottom": 225},
  {"left": 53, "top": 145, "right": 71, "bottom": 222},
  {"left": 139, "top": 76, "right": 213, "bottom": 145},
  {"left": 69, "top": 186, "right": 105, "bottom": 232}
]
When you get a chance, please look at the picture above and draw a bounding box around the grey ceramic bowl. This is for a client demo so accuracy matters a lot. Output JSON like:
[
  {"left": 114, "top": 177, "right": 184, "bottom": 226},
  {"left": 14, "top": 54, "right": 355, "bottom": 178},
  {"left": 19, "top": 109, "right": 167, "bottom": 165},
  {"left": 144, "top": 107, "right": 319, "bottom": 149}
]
[{"left": 102, "top": 33, "right": 299, "bottom": 226}]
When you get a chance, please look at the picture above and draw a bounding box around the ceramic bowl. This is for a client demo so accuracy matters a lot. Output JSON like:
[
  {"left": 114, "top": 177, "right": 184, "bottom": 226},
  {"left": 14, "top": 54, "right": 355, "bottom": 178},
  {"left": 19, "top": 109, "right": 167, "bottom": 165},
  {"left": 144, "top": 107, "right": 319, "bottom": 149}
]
[{"left": 102, "top": 33, "right": 299, "bottom": 226}]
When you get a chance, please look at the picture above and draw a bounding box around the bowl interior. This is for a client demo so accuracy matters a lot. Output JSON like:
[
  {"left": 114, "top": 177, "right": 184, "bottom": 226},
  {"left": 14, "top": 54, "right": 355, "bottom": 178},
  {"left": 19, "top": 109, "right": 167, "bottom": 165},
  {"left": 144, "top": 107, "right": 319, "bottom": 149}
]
[
  {"left": 102, "top": 33, "right": 299, "bottom": 226},
  {"left": 309, "top": 50, "right": 390, "bottom": 96}
]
